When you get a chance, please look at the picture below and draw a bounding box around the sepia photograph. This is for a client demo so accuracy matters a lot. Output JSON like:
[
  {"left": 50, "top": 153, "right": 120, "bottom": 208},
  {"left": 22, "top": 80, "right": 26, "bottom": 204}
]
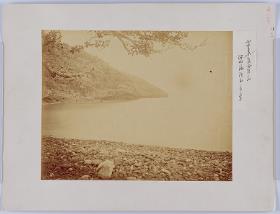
[{"left": 41, "top": 30, "right": 232, "bottom": 181}]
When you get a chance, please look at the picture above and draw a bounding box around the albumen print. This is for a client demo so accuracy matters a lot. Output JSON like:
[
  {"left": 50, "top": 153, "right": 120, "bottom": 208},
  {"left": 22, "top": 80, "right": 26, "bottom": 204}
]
[{"left": 41, "top": 30, "right": 232, "bottom": 181}]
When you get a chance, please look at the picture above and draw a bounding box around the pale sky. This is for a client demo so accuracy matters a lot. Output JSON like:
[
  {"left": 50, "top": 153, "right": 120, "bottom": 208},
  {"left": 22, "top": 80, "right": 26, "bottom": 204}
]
[{"left": 61, "top": 31, "right": 232, "bottom": 96}]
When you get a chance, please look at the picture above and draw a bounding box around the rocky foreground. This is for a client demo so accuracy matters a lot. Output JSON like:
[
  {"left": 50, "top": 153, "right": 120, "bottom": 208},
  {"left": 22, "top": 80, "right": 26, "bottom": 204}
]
[{"left": 42, "top": 136, "right": 232, "bottom": 181}]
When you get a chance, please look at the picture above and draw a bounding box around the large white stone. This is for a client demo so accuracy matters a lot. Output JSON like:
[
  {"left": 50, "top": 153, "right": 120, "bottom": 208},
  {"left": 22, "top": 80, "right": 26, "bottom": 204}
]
[{"left": 96, "top": 160, "right": 115, "bottom": 179}]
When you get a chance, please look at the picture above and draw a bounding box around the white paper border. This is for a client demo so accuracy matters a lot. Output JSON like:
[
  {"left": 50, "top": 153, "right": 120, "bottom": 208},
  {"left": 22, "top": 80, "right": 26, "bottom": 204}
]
[{"left": 1, "top": 3, "right": 276, "bottom": 211}]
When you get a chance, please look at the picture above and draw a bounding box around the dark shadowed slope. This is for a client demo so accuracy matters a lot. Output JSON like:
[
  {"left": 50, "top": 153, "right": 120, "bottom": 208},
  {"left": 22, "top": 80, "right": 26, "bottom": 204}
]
[{"left": 42, "top": 43, "right": 167, "bottom": 104}]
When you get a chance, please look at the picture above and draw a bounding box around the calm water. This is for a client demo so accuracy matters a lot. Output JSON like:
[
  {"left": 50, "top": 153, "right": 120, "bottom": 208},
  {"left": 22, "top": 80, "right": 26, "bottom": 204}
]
[{"left": 42, "top": 97, "right": 231, "bottom": 151}]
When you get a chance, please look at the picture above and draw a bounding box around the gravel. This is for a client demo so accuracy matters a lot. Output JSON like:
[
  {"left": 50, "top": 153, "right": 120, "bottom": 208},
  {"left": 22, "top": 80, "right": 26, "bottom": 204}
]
[{"left": 41, "top": 136, "right": 232, "bottom": 181}]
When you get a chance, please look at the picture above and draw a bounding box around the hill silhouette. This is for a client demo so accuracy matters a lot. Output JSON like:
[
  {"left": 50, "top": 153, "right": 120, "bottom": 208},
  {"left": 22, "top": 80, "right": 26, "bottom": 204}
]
[{"left": 42, "top": 43, "right": 167, "bottom": 104}]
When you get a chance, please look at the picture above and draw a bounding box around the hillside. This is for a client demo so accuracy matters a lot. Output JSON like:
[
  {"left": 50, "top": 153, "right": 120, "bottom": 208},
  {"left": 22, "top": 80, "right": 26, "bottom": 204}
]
[{"left": 42, "top": 43, "right": 167, "bottom": 103}]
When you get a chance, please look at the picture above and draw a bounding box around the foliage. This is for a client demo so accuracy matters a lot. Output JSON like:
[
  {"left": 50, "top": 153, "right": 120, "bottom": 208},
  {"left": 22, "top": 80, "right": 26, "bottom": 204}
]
[
  {"left": 42, "top": 30, "right": 63, "bottom": 53},
  {"left": 75, "top": 31, "right": 206, "bottom": 56},
  {"left": 42, "top": 30, "right": 206, "bottom": 56}
]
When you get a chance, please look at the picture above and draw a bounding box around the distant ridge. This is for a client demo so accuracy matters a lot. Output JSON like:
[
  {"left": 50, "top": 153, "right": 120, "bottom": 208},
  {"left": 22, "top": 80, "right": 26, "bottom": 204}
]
[{"left": 42, "top": 43, "right": 167, "bottom": 104}]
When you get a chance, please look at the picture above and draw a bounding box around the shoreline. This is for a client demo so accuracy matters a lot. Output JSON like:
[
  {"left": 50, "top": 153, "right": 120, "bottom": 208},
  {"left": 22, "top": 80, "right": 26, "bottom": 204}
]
[
  {"left": 42, "top": 95, "right": 169, "bottom": 106},
  {"left": 42, "top": 135, "right": 231, "bottom": 153}
]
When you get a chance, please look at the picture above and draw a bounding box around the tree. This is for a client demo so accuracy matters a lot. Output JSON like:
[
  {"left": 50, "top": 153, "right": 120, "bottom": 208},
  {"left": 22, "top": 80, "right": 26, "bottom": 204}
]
[
  {"left": 80, "top": 31, "right": 206, "bottom": 56},
  {"left": 42, "top": 30, "right": 206, "bottom": 56},
  {"left": 42, "top": 30, "right": 63, "bottom": 53}
]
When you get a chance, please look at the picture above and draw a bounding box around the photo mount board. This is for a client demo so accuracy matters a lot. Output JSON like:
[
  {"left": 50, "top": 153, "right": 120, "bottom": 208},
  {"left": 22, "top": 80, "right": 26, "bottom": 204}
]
[{"left": 1, "top": 3, "right": 277, "bottom": 211}]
